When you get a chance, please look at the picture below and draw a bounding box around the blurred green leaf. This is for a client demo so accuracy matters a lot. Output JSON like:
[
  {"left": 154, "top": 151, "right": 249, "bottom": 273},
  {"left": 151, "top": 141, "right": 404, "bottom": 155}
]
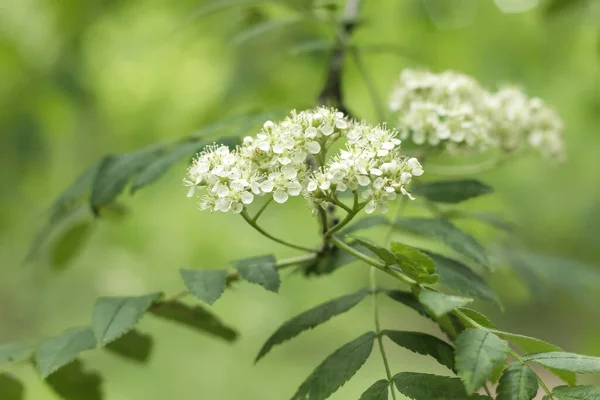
[
  {"left": 339, "top": 216, "right": 389, "bottom": 237},
  {"left": 391, "top": 242, "right": 439, "bottom": 284},
  {"left": 46, "top": 359, "right": 102, "bottom": 400},
  {"left": 103, "top": 329, "right": 153, "bottom": 363},
  {"left": 289, "top": 39, "right": 335, "bottom": 56},
  {"left": 550, "top": 385, "right": 600, "bottom": 399},
  {"left": 0, "top": 374, "right": 24, "bottom": 400},
  {"left": 545, "top": 0, "right": 589, "bottom": 15},
  {"left": 353, "top": 237, "right": 396, "bottom": 265},
  {"left": 395, "top": 218, "right": 490, "bottom": 270},
  {"left": 291, "top": 332, "right": 376, "bottom": 400},
  {"left": 92, "top": 293, "right": 161, "bottom": 347},
  {"left": 392, "top": 372, "right": 490, "bottom": 399},
  {"left": 496, "top": 363, "right": 539, "bottom": 400},
  {"left": 231, "top": 17, "right": 306, "bottom": 47},
  {"left": 51, "top": 220, "right": 94, "bottom": 270},
  {"left": 0, "top": 343, "right": 33, "bottom": 366},
  {"left": 455, "top": 308, "right": 496, "bottom": 329},
  {"left": 418, "top": 289, "right": 472, "bottom": 317},
  {"left": 256, "top": 289, "right": 369, "bottom": 362},
  {"left": 522, "top": 352, "right": 600, "bottom": 373},
  {"left": 382, "top": 330, "right": 455, "bottom": 371},
  {"left": 429, "top": 252, "right": 500, "bottom": 307},
  {"left": 455, "top": 329, "right": 508, "bottom": 394},
  {"left": 359, "top": 380, "right": 389, "bottom": 400},
  {"left": 180, "top": 269, "right": 229, "bottom": 305},
  {"left": 231, "top": 254, "right": 280, "bottom": 293},
  {"left": 36, "top": 327, "right": 97, "bottom": 378},
  {"left": 412, "top": 180, "right": 493, "bottom": 204},
  {"left": 492, "top": 331, "right": 576, "bottom": 385},
  {"left": 148, "top": 301, "right": 237, "bottom": 342}
]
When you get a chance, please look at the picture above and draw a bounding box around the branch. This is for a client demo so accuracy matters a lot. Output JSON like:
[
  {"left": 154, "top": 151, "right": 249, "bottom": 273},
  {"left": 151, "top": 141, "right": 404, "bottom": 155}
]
[{"left": 317, "top": 0, "right": 362, "bottom": 116}]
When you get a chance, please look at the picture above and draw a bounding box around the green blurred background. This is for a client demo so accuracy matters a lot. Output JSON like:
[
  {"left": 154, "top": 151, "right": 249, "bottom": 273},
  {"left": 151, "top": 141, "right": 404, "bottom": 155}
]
[{"left": 1, "top": 0, "right": 600, "bottom": 398}]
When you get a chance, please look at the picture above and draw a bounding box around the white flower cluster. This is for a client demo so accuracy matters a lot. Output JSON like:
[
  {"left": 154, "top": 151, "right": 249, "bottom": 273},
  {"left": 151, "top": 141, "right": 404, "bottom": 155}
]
[
  {"left": 185, "top": 107, "right": 424, "bottom": 214},
  {"left": 305, "top": 123, "right": 424, "bottom": 214},
  {"left": 389, "top": 69, "right": 492, "bottom": 153},
  {"left": 388, "top": 69, "right": 565, "bottom": 160},
  {"left": 485, "top": 87, "right": 565, "bottom": 161}
]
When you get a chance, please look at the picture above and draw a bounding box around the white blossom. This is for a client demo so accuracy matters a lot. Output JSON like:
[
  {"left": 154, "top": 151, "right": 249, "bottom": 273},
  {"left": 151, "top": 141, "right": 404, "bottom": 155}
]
[{"left": 485, "top": 87, "right": 565, "bottom": 161}]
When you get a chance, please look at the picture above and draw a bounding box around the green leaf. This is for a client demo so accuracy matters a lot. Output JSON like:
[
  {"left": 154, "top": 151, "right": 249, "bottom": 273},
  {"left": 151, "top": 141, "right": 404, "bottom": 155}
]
[
  {"left": 446, "top": 211, "right": 515, "bottom": 233},
  {"left": 51, "top": 220, "right": 94, "bottom": 270},
  {"left": 301, "top": 241, "right": 362, "bottom": 276},
  {"left": 338, "top": 216, "right": 389, "bottom": 237},
  {"left": 46, "top": 359, "right": 102, "bottom": 400},
  {"left": 291, "top": 332, "right": 376, "bottom": 400},
  {"left": 383, "top": 330, "right": 455, "bottom": 371},
  {"left": 90, "top": 145, "right": 162, "bottom": 213},
  {"left": 0, "top": 374, "right": 24, "bottom": 400},
  {"left": 36, "top": 327, "right": 97, "bottom": 378},
  {"left": 496, "top": 363, "right": 539, "bottom": 400},
  {"left": 395, "top": 218, "right": 489, "bottom": 269},
  {"left": 360, "top": 380, "right": 389, "bottom": 400},
  {"left": 180, "top": 269, "right": 228, "bottom": 305},
  {"left": 231, "top": 17, "right": 305, "bottom": 46},
  {"left": 130, "top": 136, "right": 240, "bottom": 193},
  {"left": 551, "top": 385, "right": 600, "bottom": 400},
  {"left": 103, "top": 329, "right": 153, "bottom": 363},
  {"left": 231, "top": 254, "right": 280, "bottom": 293},
  {"left": 92, "top": 292, "right": 161, "bottom": 347},
  {"left": 412, "top": 180, "right": 493, "bottom": 204},
  {"left": 455, "top": 329, "right": 509, "bottom": 394},
  {"left": 392, "top": 372, "right": 489, "bottom": 399},
  {"left": 0, "top": 343, "right": 33, "bottom": 365},
  {"left": 430, "top": 253, "right": 500, "bottom": 307},
  {"left": 353, "top": 237, "right": 396, "bottom": 265},
  {"left": 391, "top": 242, "right": 438, "bottom": 284},
  {"left": 455, "top": 308, "right": 496, "bottom": 329},
  {"left": 522, "top": 352, "right": 600, "bottom": 374},
  {"left": 493, "top": 331, "right": 576, "bottom": 385},
  {"left": 418, "top": 289, "right": 473, "bottom": 317},
  {"left": 256, "top": 289, "right": 369, "bottom": 362},
  {"left": 148, "top": 300, "right": 237, "bottom": 342}
]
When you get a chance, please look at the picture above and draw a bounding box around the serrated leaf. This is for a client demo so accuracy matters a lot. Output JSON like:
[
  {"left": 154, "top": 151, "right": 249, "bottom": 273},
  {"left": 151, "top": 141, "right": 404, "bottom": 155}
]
[
  {"left": 92, "top": 292, "right": 161, "bottom": 347},
  {"left": 522, "top": 352, "right": 600, "bottom": 374},
  {"left": 395, "top": 218, "right": 489, "bottom": 269},
  {"left": 360, "top": 380, "right": 389, "bottom": 400},
  {"left": 392, "top": 372, "right": 489, "bottom": 399},
  {"left": 256, "top": 289, "right": 369, "bottom": 362},
  {"left": 36, "top": 327, "right": 97, "bottom": 378},
  {"left": 46, "top": 359, "right": 102, "bottom": 400},
  {"left": 429, "top": 253, "right": 500, "bottom": 307},
  {"left": 551, "top": 385, "right": 600, "bottom": 400},
  {"left": 231, "top": 254, "right": 280, "bottom": 293},
  {"left": 130, "top": 136, "right": 240, "bottom": 193},
  {"left": 231, "top": 17, "right": 305, "bottom": 46},
  {"left": 51, "top": 221, "right": 93, "bottom": 270},
  {"left": 0, "top": 343, "right": 33, "bottom": 365},
  {"left": 90, "top": 146, "right": 162, "bottom": 213},
  {"left": 386, "top": 290, "right": 432, "bottom": 320},
  {"left": 149, "top": 300, "right": 237, "bottom": 342},
  {"left": 418, "top": 290, "right": 472, "bottom": 317},
  {"left": 383, "top": 330, "right": 455, "bottom": 371},
  {"left": 493, "top": 331, "right": 576, "bottom": 385},
  {"left": 338, "top": 216, "right": 389, "bottom": 237},
  {"left": 353, "top": 237, "right": 396, "bottom": 265},
  {"left": 455, "top": 329, "right": 508, "bottom": 394},
  {"left": 180, "top": 269, "right": 228, "bottom": 304},
  {"left": 0, "top": 374, "right": 24, "bottom": 400},
  {"left": 291, "top": 332, "right": 376, "bottom": 400},
  {"left": 391, "top": 242, "right": 438, "bottom": 284},
  {"left": 103, "top": 329, "right": 153, "bottom": 363},
  {"left": 455, "top": 308, "right": 496, "bottom": 329},
  {"left": 412, "top": 180, "right": 493, "bottom": 204},
  {"left": 496, "top": 363, "right": 538, "bottom": 400}
]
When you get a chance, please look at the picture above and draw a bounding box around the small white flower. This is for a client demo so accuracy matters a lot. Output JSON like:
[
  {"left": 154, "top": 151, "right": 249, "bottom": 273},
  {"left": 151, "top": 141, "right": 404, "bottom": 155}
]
[{"left": 273, "top": 189, "right": 289, "bottom": 203}]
